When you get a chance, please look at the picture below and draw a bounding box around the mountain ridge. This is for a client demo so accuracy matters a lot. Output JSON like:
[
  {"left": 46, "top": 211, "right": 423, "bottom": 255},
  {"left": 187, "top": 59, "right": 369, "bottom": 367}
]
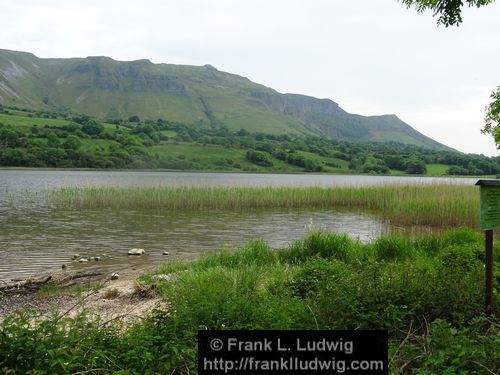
[{"left": 0, "top": 49, "right": 452, "bottom": 151}]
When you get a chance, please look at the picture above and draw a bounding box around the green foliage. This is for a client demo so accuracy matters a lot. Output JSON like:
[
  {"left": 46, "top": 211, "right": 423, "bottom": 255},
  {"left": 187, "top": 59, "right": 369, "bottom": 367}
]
[
  {"left": 46, "top": 130, "right": 60, "bottom": 148},
  {"left": 0, "top": 148, "right": 28, "bottom": 166},
  {"left": 405, "top": 154, "right": 427, "bottom": 174},
  {"left": 0, "top": 127, "right": 22, "bottom": 147},
  {"left": 393, "top": 317, "right": 500, "bottom": 373},
  {"left": 195, "top": 240, "right": 278, "bottom": 269},
  {"left": 361, "top": 155, "right": 389, "bottom": 174},
  {"left": 62, "top": 135, "right": 82, "bottom": 150},
  {"left": 1, "top": 106, "right": 500, "bottom": 173},
  {"left": 81, "top": 119, "right": 104, "bottom": 136},
  {"left": 280, "top": 231, "right": 358, "bottom": 263},
  {"left": 0, "top": 309, "right": 183, "bottom": 374},
  {"left": 0, "top": 229, "right": 498, "bottom": 373},
  {"left": 371, "top": 235, "right": 412, "bottom": 261},
  {"left": 483, "top": 86, "right": 500, "bottom": 149},
  {"left": 401, "top": 0, "right": 494, "bottom": 27},
  {"left": 245, "top": 149, "right": 273, "bottom": 166},
  {"left": 128, "top": 115, "right": 140, "bottom": 123}
]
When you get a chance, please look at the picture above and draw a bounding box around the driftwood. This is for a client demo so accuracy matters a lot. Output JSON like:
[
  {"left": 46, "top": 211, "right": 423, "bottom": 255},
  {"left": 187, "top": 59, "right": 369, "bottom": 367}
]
[
  {"left": 0, "top": 275, "right": 53, "bottom": 294},
  {"left": 0, "top": 271, "right": 104, "bottom": 295}
]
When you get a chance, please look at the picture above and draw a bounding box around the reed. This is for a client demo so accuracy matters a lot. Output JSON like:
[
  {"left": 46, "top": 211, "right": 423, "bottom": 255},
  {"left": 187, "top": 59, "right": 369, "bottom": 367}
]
[{"left": 46, "top": 184, "right": 479, "bottom": 228}]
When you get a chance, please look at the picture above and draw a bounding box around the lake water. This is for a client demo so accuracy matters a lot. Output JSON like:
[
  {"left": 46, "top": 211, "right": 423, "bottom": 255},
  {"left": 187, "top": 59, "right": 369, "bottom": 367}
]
[{"left": 0, "top": 170, "right": 476, "bottom": 281}]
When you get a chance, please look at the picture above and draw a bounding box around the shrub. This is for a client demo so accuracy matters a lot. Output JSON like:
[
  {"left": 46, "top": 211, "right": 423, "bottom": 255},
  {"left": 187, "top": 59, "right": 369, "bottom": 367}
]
[{"left": 245, "top": 150, "right": 273, "bottom": 167}]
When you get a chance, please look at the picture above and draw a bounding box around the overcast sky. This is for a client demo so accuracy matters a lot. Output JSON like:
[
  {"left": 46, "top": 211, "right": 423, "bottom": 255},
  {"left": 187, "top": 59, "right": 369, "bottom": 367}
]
[{"left": 1, "top": 0, "right": 499, "bottom": 155}]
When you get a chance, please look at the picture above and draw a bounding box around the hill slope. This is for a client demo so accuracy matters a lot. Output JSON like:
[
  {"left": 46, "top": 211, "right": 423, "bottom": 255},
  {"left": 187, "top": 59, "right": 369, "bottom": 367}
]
[{"left": 0, "top": 49, "right": 451, "bottom": 150}]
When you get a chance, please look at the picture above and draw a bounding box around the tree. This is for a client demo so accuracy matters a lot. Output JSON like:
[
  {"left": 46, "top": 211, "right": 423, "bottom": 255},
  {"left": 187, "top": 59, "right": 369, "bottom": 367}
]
[
  {"left": 400, "top": 0, "right": 494, "bottom": 27},
  {"left": 81, "top": 120, "right": 104, "bottom": 136},
  {"left": 62, "top": 135, "right": 82, "bottom": 150},
  {"left": 46, "top": 130, "right": 60, "bottom": 148},
  {"left": 246, "top": 150, "right": 273, "bottom": 167},
  {"left": 0, "top": 148, "right": 28, "bottom": 166},
  {"left": 0, "top": 128, "right": 20, "bottom": 148},
  {"left": 482, "top": 86, "right": 500, "bottom": 148},
  {"left": 361, "top": 155, "right": 390, "bottom": 174},
  {"left": 405, "top": 154, "right": 427, "bottom": 174}
]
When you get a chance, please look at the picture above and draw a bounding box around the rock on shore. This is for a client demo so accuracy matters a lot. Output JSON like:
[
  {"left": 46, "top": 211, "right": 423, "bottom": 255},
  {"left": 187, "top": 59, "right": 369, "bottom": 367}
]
[{"left": 128, "top": 248, "right": 145, "bottom": 256}]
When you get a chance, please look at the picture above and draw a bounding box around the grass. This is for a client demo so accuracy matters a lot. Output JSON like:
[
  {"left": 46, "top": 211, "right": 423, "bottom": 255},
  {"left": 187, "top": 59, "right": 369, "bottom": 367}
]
[
  {"left": 149, "top": 142, "right": 309, "bottom": 172},
  {"left": 0, "top": 112, "right": 75, "bottom": 128},
  {"left": 149, "top": 143, "right": 259, "bottom": 170},
  {"left": 103, "top": 288, "right": 120, "bottom": 299},
  {"left": 47, "top": 184, "right": 480, "bottom": 228},
  {"left": 35, "top": 282, "right": 102, "bottom": 299},
  {"left": 138, "top": 229, "right": 499, "bottom": 372},
  {"left": 1, "top": 229, "right": 498, "bottom": 374},
  {"left": 0, "top": 111, "right": 126, "bottom": 131},
  {"left": 427, "top": 163, "right": 450, "bottom": 176},
  {"left": 79, "top": 138, "right": 118, "bottom": 152}
]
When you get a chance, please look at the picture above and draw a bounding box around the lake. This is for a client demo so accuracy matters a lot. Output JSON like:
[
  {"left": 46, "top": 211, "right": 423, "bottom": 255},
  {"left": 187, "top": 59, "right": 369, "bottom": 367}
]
[{"left": 0, "top": 170, "right": 476, "bottom": 281}]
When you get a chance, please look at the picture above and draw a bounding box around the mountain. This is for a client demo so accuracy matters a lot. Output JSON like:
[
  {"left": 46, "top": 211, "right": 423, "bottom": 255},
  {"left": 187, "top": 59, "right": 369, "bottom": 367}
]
[{"left": 0, "top": 49, "right": 451, "bottom": 150}]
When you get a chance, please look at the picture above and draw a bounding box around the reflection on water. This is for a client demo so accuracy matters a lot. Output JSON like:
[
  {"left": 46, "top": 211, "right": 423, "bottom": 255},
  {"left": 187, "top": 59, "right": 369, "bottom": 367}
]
[
  {"left": 0, "top": 170, "right": 475, "bottom": 280},
  {"left": 0, "top": 207, "right": 387, "bottom": 280}
]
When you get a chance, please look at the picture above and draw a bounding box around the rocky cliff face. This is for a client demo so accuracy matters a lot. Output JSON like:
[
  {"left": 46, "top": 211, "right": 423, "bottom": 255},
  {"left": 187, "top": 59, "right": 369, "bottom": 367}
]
[
  {"left": 0, "top": 49, "right": 451, "bottom": 150},
  {"left": 250, "top": 90, "right": 345, "bottom": 118},
  {"left": 67, "top": 58, "right": 187, "bottom": 95}
]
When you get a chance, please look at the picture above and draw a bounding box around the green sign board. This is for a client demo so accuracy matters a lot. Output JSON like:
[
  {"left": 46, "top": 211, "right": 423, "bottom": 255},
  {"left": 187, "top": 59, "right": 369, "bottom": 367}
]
[{"left": 479, "top": 185, "right": 500, "bottom": 230}]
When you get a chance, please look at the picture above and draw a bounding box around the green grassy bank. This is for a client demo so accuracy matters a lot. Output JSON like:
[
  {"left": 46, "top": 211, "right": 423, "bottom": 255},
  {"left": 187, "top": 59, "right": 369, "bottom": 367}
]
[
  {"left": 0, "top": 229, "right": 498, "bottom": 373},
  {"left": 47, "top": 184, "right": 479, "bottom": 227}
]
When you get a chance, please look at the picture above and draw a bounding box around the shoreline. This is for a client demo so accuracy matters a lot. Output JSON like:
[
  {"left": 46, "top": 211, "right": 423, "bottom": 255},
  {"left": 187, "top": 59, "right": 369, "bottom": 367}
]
[
  {"left": 0, "top": 264, "right": 161, "bottom": 324},
  {"left": 0, "top": 167, "right": 493, "bottom": 179}
]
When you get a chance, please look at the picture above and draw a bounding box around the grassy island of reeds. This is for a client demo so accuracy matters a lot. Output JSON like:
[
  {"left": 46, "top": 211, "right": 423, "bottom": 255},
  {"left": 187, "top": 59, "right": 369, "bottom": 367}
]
[{"left": 47, "top": 184, "right": 479, "bottom": 227}]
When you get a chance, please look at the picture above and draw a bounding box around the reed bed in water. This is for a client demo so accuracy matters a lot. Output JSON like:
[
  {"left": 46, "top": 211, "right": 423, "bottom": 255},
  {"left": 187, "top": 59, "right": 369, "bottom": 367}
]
[{"left": 47, "top": 184, "right": 479, "bottom": 228}]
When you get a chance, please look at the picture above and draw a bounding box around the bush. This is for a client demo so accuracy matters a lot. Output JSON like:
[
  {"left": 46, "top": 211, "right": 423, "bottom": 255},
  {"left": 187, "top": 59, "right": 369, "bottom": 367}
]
[
  {"left": 81, "top": 120, "right": 104, "bottom": 136},
  {"left": 246, "top": 150, "right": 273, "bottom": 167}
]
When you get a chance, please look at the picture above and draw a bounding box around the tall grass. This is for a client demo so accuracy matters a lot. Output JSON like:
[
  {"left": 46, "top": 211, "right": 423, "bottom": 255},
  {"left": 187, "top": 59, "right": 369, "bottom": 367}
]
[
  {"left": 141, "top": 229, "right": 496, "bottom": 373},
  {"left": 47, "top": 185, "right": 479, "bottom": 227}
]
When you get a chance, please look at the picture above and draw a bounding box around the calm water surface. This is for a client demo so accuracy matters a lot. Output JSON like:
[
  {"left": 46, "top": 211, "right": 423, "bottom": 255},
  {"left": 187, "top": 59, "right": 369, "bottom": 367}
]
[{"left": 0, "top": 170, "right": 476, "bottom": 280}]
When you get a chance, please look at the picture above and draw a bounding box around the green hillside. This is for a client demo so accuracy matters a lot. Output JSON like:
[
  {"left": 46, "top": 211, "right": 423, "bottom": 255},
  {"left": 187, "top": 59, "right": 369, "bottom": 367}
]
[{"left": 0, "top": 49, "right": 451, "bottom": 150}]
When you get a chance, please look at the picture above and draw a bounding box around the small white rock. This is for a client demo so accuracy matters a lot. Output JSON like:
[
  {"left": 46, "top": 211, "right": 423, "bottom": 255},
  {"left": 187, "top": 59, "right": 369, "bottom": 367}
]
[
  {"left": 128, "top": 248, "right": 145, "bottom": 256},
  {"left": 111, "top": 272, "right": 119, "bottom": 280},
  {"left": 152, "top": 274, "right": 170, "bottom": 281},
  {"left": 78, "top": 258, "right": 88, "bottom": 263},
  {"left": 94, "top": 256, "right": 101, "bottom": 261},
  {"left": 71, "top": 254, "right": 80, "bottom": 260},
  {"left": 162, "top": 251, "right": 170, "bottom": 256}
]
